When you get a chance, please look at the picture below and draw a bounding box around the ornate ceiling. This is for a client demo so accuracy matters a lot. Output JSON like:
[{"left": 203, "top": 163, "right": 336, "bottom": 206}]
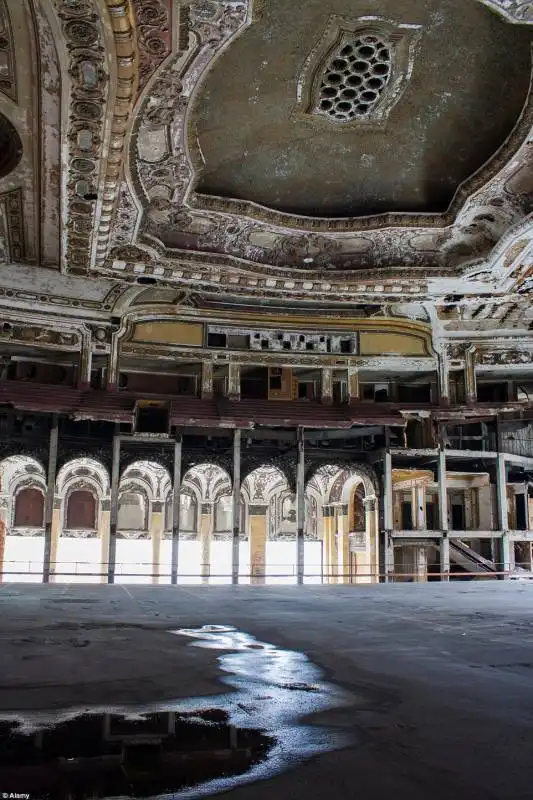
[{"left": 2, "top": 0, "right": 533, "bottom": 314}]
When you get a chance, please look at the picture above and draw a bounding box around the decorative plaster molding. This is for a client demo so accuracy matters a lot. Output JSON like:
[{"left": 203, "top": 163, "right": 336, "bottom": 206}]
[{"left": 478, "top": 1, "right": 533, "bottom": 23}]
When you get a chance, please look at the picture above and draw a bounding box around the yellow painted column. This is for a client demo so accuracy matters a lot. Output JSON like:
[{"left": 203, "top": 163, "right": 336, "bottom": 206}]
[
  {"left": 0, "top": 494, "right": 9, "bottom": 582},
  {"left": 329, "top": 508, "right": 339, "bottom": 584},
  {"left": 200, "top": 503, "right": 213, "bottom": 583},
  {"left": 151, "top": 501, "right": 165, "bottom": 584},
  {"left": 336, "top": 504, "right": 351, "bottom": 584},
  {"left": 368, "top": 498, "right": 380, "bottom": 584},
  {"left": 322, "top": 506, "right": 333, "bottom": 583},
  {"left": 49, "top": 498, "right": 61, "bottom": 583},
  {"left": 99, "top": 499, "right": 110, "bottom": 584},
  {"left": 249, "top": 504, "right": 267, "bottom": 585},
  {"left": 348, "top": 367, "right": 360, "bottom": 402}
]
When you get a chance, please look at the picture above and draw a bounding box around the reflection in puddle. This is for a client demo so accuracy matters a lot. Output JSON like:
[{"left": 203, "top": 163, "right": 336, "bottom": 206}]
[{"left": 0, "top": 625, "right": 354, "bottom": 798}]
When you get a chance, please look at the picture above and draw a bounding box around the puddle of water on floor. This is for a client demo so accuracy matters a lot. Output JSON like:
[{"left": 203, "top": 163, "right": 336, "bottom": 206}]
[{"left": 0, "top": 624, "right": 355, "bottom": 799}]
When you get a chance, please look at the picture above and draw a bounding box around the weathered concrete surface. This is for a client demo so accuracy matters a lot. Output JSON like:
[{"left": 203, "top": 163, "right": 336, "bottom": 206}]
[{"left": 1, "top": 582, "right": 533, "bottom": 799}]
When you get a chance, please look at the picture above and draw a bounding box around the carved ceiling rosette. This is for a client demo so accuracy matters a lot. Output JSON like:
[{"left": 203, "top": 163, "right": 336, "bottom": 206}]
[{"left": 295, "top": 16, "right": 422, "bottom": 128}]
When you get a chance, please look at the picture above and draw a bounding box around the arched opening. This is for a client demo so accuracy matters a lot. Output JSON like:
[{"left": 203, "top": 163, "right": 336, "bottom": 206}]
[
  {"left": 66, "top": 490, "right": 96, "bottom": 530},
  {"left": 117, "top": 491, "right": 147, "bottom": 532},
  {"left": 242, "top": 466, "right": 292, "bottom": 585},
  {"left": 1, "top": 456, "right": 46, "bottom": 583},
  {"left": 14, "top": 487, "right": 44, "bottom": 528},
  {"left": 55, "top": 458, "right": 109, "bottom": 585},
  {"left": 307, "top": 464, "right": 379, "bottom": 585},
  {"left": 169, "top": 464, "right": 232, "bottom": 585},
  {"left": 115, "top": 460, "right": 170, "bottom": 585}
]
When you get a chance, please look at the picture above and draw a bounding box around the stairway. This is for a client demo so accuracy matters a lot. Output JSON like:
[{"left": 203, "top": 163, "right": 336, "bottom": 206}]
[{"left": 449, "top": 539, "right": 497, "bottom": 574}]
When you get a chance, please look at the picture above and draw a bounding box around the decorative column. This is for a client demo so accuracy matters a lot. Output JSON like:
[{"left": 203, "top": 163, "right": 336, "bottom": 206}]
[
  {"left": 151, "top": 501, "right": 164, "bottom": 584},
  {"left": 201, "top": 361, "right": 214, "bottom": 399},
  {"left": 107, "top": 430, "right": 120, "bottom": 584},
  {"left": 348, "top": 367, "right": 360, "bottom": 402},
  {"left": 296, "top": 426, "right": 305, "bottom": 585},
  {"left": 249, "top": 504, "right": 267, "bottom": 584},
  {"left": 412, "top": 484, "right": 426, "bottom": 531},
  {"left": 78, "top": 331, "right": 92, "bottom": 390},
  {"left": 49, "top": 498, "right": 61, "bottom": 582},
  {"left": 382, "top": 431, "right": 394, "bottom": 581},
  {"left": 43, "top": 416, "right": 59, "bottom": 583},
  {"left": 336, "top": 503, "right": 351, "bottom": 583},
  {"left": 171, "top": 435, "right": 182, "bottom": 585},
  {"left": 232, "top": 429, "right": 241, "bottom": 585},
  {"left": 438, "top": 349, "right": 450, "bottom": 406},
  {"left": 321, "top": 367, "right": 333, "bottom": 404},
  {"left": 411, "top": 482, "right": 428, "bottom": 582},
  {"left": 322, "top": 505, "right": 335, "bottom": 583},
  {"left": 228, "top": 362, "right": 241, "bottom": 400},
  {"left": 496, "top": 452, "right": 511, "bottom": 575},
  {"left": 0, "top": 494, "right": 8, "bottom": 582},
  {"left": 464, "top": 345, "right": 477, "bottom": 405},
  {"left": 438, "top": 447, "right": 450, "bottom": 580},
  {"left": 199, "top": 502, "right": 213, "bottom": 583},
  {"left": 106, "top": 329, "right": 120, "bottom": 391},
  {"left": 99, "top": 498, "right": 111, "bottom": 584}
]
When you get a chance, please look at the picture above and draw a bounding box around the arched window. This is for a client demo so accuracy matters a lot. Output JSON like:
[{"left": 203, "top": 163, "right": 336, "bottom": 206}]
[
  {"left": 117, "top": 492, "right": 147, "bottom": 531},
  {"left": 215, "top": 495, "right": 232, "bottom": 532},
  {"left": 14, "top": 487, "right": 44, "bottom": 527},
  {"left": 66, "top": 490, "right": 96, "bottom": 530}
]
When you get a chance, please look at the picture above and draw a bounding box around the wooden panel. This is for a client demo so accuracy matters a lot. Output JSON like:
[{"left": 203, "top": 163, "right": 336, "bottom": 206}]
[
  {"left": 359, "top": 331, "right": 429, "bottom": 356},
  {"left": 132, "top": 321, "right": 204, "bottom": 346}
]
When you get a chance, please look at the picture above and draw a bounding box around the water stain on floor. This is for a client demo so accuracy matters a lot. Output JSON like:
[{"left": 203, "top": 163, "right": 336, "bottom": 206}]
[{"left": 0, "top": 624, "right": 355, "bottom": 798}]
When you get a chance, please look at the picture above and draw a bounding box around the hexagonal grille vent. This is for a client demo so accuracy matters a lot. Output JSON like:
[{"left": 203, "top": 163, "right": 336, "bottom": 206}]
[{"left": 317, "top": 35, "right": 391, "bottom": 121}]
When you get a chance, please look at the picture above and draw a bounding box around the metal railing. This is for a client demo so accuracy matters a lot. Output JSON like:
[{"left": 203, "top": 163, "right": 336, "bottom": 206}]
[{"left": 0, "top": 559, "right": 529, "bottom": 583}]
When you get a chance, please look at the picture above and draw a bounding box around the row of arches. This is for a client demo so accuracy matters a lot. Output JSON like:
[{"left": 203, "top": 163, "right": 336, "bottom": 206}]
[{"left": 0, "top": 456, "right": 378, "bottom": 584}]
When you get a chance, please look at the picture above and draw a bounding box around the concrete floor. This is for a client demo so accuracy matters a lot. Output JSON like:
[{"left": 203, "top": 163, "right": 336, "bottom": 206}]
[{"left": 1, "top": 582, "right": 533, "bottom": 799}]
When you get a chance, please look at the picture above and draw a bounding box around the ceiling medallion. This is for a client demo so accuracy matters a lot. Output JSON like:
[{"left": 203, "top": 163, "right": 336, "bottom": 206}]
[{"left": 296, "top": 16, "right": 422, "bottom": 128}]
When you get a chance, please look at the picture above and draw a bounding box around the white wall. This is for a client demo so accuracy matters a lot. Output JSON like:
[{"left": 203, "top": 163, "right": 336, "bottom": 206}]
[{"left": 3, "top": 535, "right": 44, "bottom": 582}]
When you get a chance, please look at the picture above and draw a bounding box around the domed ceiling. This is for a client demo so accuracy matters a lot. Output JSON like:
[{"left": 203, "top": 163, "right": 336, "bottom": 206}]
[
  {"left": 192, "top": 0, "right": 532, "bottom": 219},
  {"left": 5, "top": 0, "right": 533, "bottom": 312},
  {"left": 91, "top": 0, "right": 533, "bottom": 307}
]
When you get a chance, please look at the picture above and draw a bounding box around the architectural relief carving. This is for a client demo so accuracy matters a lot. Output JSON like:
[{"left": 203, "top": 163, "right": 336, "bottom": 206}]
[
  {"left": 478, "top": 1, "right": 533, "bottom": 23},
  {"left": 0, "top": 0, "right": 16, "bottom": 102},
  {"left": 52, "top": 0, "right": 108, "bottom": 273},
  {"left": 478, "top": 349, "right": 533, "bottom": 365},
  {"left": 0, "top": 189, "right": 24, "bottom": 262},
  {"left": 132, "top": 0, "right": 171, "bottom": 93},
  {"left": 101, "top": 0, "right": 533, "bottom": 292},
  {"left": 0, "top": 323, "right": 79, "bottom": 348}
]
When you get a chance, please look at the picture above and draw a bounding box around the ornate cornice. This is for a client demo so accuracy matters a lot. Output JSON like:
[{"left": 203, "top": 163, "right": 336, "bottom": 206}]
[{"left": 479, "top": 2, "right": 533, "bottom": 23}]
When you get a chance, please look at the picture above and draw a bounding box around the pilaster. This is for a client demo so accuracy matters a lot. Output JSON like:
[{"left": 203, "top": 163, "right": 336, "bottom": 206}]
[
  {"left": 151, "top": 501, "right": 164, "bottom": 584},
  {"left": 321, "top": 367, "right": 333, "bottom": 404},
  {"left": 200, "top": 502, "right": 213, "bottom": 582},
  {"left": 99, "top": 499, "right": 110, "bottom": 584},
  {"left": 348, "top": 366, "right": 360, "bottom": 402},
  {"left": 228, "top": 362, "right": 241, "bottom": 400},
  {"left": 249, "top": 504, "right": 267, "bottom": 585},
  {"left": 201, "top": 360, "right": 214, "bottom": 400}
]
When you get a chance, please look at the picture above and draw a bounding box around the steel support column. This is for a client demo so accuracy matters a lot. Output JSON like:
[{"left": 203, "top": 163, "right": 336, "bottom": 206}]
[
  {"left": 107, "top": 429, "right": 120, "bottom": 584},
  {"left": 43, "top": 416, "right": 59, "bottom": 583},
  {"left": 296, "top": 426, "right": 305, "bottom": 585},
  {"left": 232, "top": 428, "right": 241, "bottom": 585},
  {"left": 171, "top": 435, "right": 182, "bottom": 585}
]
